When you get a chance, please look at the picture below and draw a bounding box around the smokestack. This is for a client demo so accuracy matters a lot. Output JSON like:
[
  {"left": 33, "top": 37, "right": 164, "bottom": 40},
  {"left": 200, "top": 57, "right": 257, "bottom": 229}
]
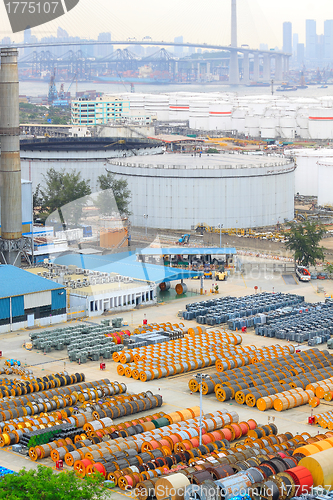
[
  {"left": 229, "top": 0, "right": 239, "bottom": 85},
  {"left": 0, "top": 48, "right": 23, "bottom": 265}
]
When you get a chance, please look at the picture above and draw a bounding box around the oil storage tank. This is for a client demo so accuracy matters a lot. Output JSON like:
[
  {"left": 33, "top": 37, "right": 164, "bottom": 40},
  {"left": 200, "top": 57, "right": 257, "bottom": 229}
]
[
  {"left": 20, "top": 137, "right": 164, "bottom": 192},
  {"left": 308, "top": 108, "right": 333, "bottom": 139},
  {"left": 107, "top": 152, "right": 295, "bottom": 230},
  {"left": 292, "top": 149, "right": 333, "bottom": 196},
  {"left": 317, "top": 159, "right": 333, "bottom": 207},
  {"left": 208, "top": 102, "right": 233, "bottom": 131}
]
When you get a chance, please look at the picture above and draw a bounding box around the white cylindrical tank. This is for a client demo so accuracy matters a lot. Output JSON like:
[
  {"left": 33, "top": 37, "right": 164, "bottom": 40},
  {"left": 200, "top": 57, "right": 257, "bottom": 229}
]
[
  {"left": 279, "top": 116, "right": 297, "bottom": 139},
  {"left": 317, "top": 160, "right": 333, "bottom": 207},
  {"left": 189, "top": 100, "right": 210, "bottom": 130},
  {"left": 308, "top": 108, "right": 333, "bottom": 139},
  {"left": 145, "top": 94, "right": 170, "bottom": 121},
  {"left": 232, "top": 107, "right": 248, "bottom": 134},
  {"left": 291, "top": 149, "right": 333, "bottom": 196},
  {"left": 20, "top": 139, "right": 165, "bottom": 192},
  {"left": 245, "top": 114, "right": 260, "bottom": 137},
  {"left": 169, "top": 95, "right": 190, "bottom": 120},
  {"left": 295, "top": 108, "right": 311, "bottom": 139},
  {"left": 107, "top": 153, "right": 295, "bottom": 230},
  {"left": 208, "top": 102, "right": 233, "bottom": 131},
  {"left": 260, "top": 116, "right": 277, "bottom": 139}
]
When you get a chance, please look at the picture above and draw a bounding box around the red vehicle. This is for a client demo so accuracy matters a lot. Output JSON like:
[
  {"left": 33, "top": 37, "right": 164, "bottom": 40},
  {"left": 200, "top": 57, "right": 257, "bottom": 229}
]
[{"left": 296, "top": 266, "right": 311, "bottom": 282}]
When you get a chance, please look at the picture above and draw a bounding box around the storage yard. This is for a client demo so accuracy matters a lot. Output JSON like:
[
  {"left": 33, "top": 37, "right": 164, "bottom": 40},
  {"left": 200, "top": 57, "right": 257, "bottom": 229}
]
[
  {"left": 4, "top": 46, "right": 333, "bottom": 500},
  {"left": 2, "top": 274, "right": 333, "bottom": 499}
]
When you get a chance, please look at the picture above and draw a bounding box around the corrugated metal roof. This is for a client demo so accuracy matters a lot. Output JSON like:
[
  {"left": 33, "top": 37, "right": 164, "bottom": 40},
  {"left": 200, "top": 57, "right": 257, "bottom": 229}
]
[
  {"left": 0, "top": 265, "right": 64, "bottom": 299},
  {"left": 53, "top": 253, "right": 202, "bottom": 284},
  {"left": 137, "top": 247, "right": 237, "bottom": 256}
]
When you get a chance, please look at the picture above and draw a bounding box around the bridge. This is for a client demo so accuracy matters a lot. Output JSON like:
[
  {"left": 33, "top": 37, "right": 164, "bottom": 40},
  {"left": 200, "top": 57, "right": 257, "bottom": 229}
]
[{"left": 0, "top": 1, "right": 291, "bottom": 84}]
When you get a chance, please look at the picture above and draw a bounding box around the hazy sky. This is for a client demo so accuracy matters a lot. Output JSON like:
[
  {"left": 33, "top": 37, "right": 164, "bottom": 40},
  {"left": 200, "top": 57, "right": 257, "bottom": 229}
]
[{"left": 0, "top": 0, "right": 331, "bottom": 49}]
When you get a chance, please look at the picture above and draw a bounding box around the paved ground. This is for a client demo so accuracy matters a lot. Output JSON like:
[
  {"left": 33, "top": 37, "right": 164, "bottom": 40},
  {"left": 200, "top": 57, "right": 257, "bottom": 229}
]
[{"left": 1, "top": 267, "right": 333, "bottom": 496}]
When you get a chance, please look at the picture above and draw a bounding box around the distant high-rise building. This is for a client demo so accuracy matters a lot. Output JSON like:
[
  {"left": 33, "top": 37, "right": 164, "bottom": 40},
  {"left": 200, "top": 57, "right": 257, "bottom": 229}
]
[
  {"left": 297, "top": 43, "right": 305, "bottom": 66},
  {"left": 316, "top": 34, "right": 325, "bottom": 63},
  {"left": 324, "top": 20, "right": 333, "bottom": 63},
  {"left": 259, "top": 43, "right": 268, "bottom": 51},
  {"left": 174, "top": 36, "right": 183, "bottom": 57},
  {"left": 293, "top": 33, "right": 299, "bottom": 58},
  {"left": 24, "top": 28, "right": 31, "bottom": 43},
  {"left": 306, "top": 19, "right": 317, "bottom": 62},
  {"left": 24, "top": 27, "right": 32, "bottom": 57},
  {"left": 283, "top": 22, "right": 292, "bottom": 53},
  {"left": 57, "top": 27, "right": 69, "bottom": 38},
  {"left": 97, "top": 32, "right": 112, "bottom": 57}
]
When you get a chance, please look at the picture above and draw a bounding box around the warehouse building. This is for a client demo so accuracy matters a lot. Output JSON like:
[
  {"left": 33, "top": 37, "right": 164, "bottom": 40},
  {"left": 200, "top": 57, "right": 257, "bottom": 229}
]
[{"left": 0, "top": 265, "right": 67, "bottom": 333}]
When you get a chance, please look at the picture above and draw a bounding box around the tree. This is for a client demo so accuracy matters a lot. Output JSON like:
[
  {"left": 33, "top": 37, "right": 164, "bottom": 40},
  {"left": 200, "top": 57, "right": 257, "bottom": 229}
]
[
  {"left": 284, "top": 220, "right": 326, "bottom": 267},
  {"left": 97, "top": 170, "right": 131, "bottom": 217},
  {"left": 51, "top": 116, "right": 69, "bottom": 125},
  {"left": 33, "top": 183, "right": 49, "bottom": 224},
  {"left": 36, "top": 168, "right": 91, "bottom": 225},
  {"left": 0, "top": 466, "right": 107, "bottom": 500},
  {"left": 324, "top": 261, "right": 333, "bottom": 278}
]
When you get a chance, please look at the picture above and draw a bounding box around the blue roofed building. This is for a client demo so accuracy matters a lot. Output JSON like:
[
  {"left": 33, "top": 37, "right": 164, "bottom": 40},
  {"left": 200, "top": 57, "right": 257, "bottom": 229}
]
[
  {"left": 0, "top": 265, "right": 67, "bottom": 333},
  {"left": 53, "top": 251, "right": 204, "bottom": 317}
]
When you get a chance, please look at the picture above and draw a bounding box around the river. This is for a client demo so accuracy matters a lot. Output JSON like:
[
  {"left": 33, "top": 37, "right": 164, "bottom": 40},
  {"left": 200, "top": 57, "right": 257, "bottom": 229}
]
[{"left": 18, "top": 80, "right": 333, "bottom": 98}]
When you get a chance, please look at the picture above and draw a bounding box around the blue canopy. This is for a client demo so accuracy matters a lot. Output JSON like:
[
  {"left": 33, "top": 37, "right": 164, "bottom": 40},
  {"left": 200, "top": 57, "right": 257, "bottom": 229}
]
[{"left": 53, "top": 252, "right": 203, "bottom": 284}]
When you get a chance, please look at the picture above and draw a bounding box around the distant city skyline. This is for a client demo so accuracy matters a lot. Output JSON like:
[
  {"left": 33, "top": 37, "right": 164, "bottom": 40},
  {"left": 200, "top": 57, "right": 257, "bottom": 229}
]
[{"left": 0, "top": 0, "right": 333, "bottom": 50}]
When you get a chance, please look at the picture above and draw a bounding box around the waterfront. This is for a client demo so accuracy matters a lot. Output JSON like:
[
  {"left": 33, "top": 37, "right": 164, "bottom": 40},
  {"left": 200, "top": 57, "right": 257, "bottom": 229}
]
[{"left": 19, "top": 80, "right": 333, "bottom": 98}]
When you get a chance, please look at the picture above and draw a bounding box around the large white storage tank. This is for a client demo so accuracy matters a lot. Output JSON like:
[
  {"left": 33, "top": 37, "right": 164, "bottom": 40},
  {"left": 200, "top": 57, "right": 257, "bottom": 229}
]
[
  {"left": 189, "top": 99, "right": 210, "bottom": 130},
  {"left": 291, "top": 149, "right": 333, "bottom": 196},
  {"left": 169, "top": 95, "right": 190, "bottom": 120},
  {"left": 208, "top": 102, "right": 233, "bottom": 131},
  {"left": 317, "top": 160, "right": 333, "bottom": 207},
  {"left": 20, "top": 139, "right": 164, "bottom": 192},
  {"left": 308, "top": 108, "right": 333, "bottom": 139},
  {"left": 231, "top": 107, "right": 248, "bottom": 134},
  {"left": 245, "top": 114, "right": 260, "bottom": 137},
  {"left": 295, "top": 108, "right": 311, "bottom": 139},
  {"left": 107, "top": 153, "right": 295, "bottom": 230},
  {"left": 260, "top": 116, "right": 278, "bottom": 139},
  {"left": 280, "top": 116, "right": 297, "bottom": 139},
  {"left": 145, "top": 94, "right": 170, "bottom": 121}
]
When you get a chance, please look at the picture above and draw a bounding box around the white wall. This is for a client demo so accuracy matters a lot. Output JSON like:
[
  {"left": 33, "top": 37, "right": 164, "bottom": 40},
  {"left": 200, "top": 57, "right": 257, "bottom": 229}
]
[
  {"left": 0, "top": 313, "right": 67, "bottom": 334},
  {"left": 293, "top": 149, "right": 333, "bottom": 196},
  {"left": 70, "top": 284, "right": 157, "bottom": 318},
  {"left": 318, "top": 161, "right": 333, "bottom": 206}
]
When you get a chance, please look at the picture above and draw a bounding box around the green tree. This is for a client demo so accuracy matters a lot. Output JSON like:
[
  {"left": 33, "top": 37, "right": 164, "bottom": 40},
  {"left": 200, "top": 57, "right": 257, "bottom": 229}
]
[
  {"left": 52, "top": 116, "right": 69, "bottom": 125},
  {"left": 0, "top": 466, "right": 107, "bottom": 500},
  {"left": 37, "top": 168, "right": 91, "bottom": 225},
  {"left": 324, "top": 261, "right": 333, "bottom": 278},
  {"left": 33, "top": 183, "right": 49, "bottom": 224},
  {"left": 97, "top": 170, "right": 131, "bottom": 217},
  {"left": 284, "top": 220, "right": 326, "bottom": 267}
]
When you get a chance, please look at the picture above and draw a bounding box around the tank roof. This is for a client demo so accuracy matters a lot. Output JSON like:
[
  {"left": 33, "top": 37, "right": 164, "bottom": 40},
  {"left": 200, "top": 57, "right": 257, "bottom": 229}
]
[
  {"left": 112, "top": 153, "right": 292, "bottom": 170},
  {"left": 19, "top": 137, "right": 162, "bottom": 152},
  {"left": 292, "top": 149, "right": 333, "bottom": 157}
]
